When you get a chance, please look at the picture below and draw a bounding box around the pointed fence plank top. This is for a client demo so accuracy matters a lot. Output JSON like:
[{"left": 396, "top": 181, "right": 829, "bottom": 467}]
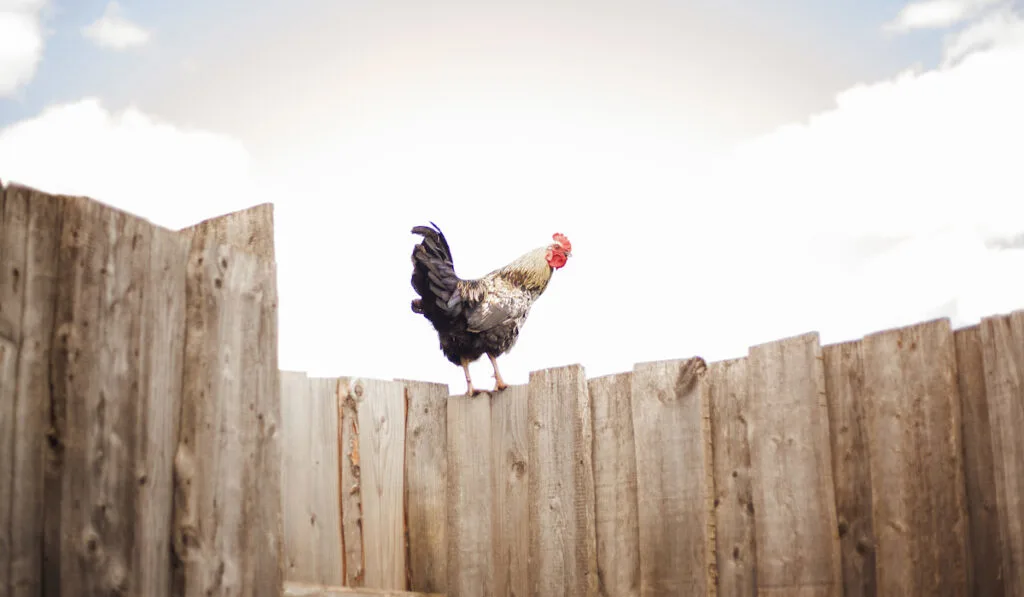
[{"left": 747, "top": 332, "right": 842, "bottom": 596}]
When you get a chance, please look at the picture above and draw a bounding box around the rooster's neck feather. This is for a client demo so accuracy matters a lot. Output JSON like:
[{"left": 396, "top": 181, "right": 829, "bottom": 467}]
[{"left": 485, "top": 246, "right": 553, "bottom": 292}]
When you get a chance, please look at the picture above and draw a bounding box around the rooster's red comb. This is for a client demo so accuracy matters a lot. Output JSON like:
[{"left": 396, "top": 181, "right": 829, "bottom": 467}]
[{"left": 552, "top": 233, "right": 571, "bottom": 252}]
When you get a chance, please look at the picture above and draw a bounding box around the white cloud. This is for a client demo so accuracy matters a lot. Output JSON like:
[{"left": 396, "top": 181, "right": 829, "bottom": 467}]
[
  {"left": 0, "top": 98, "right": 259, "bottom": 229},
  {"left": 82, "top": 1, "right": 151, "bottom": 50},
  {"left": 884, "top": 0, "right": 1006, "bottom": 31},
  {"left": 690, "top": 9, "right": 1024, "bottom": 351},
  {"left": 942, "top": 6, "right": 1024, "bottom": 63},
  {"left": 0, "top": 0, "right": 46, "bottom": 96}
]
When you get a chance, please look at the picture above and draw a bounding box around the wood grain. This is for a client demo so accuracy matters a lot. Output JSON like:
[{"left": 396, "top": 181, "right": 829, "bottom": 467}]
[
  {"left": 979, "top": 310, "right": 1024, "bottom": 597},
  {"left": 178, "top": 202, "right": 276, "bottom": 258},
  {"left": 0, "top": 184, "right": 63, "bottom": 597},
  {"left": 747, "top": 332, "right": 841, "bottom": 597},
  {"left": 707, "top": 358, "right": 756, "bottom": 597},
  {"left": 281, "top": 371, "right": 313, "bottom": 580},
  {"left": 175, "top": 208, "right": 282, "bottom": 597},
  {"left": 631, "top": 358, "right": 715, "bottom": 597},
  {"left": 281, "top": 373, "right": 345, "bottom": 585},
  {"left": 861, "top": 319, "right": 969, "bottom": 597},
  {"left": 135, "top": 223, "right": 189, "bottom": 596},
  {"left": 338, "top": 378, "right": 365, "bottom": 587},
  {"left": 954, "top": 326, "right": 1006, "bottom": 597},
  {"left": 446, "top": 393, "right": 493, "bottom": 597},
  {"left": 589, "top": 372, "right": 641, "bottom": 597},
  {"left": 46, "top": 196, "right": 187, "bottom": 595},
  {"left": 821, "top": 341, "right": 877, "bottom": 597},
  {"left": 399, "top": 379, "right": 449, "bottom": 594},
  {"left": 184, "top": 202, "right": 283, "bottom": 597},
  {"left": 283, "top": 580, "right": 443, "bottom": 597},
  {"left": 490, "top": 384, "right": 529, "bottom": 597},
  {"left": 345, "top": 378, "right": 407, "bottom": 590},
  {"left": 528, "top": 364, "right": 598, "bottom": 597}
]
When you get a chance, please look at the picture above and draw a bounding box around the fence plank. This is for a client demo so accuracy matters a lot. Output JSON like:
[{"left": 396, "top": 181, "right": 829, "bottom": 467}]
[
  {"left": 0, "top": 185, "right": 63, "bottom": 597},
  {"left": 310, "top": 377, "right": 345, "bottom": 586},
  {"left": 344, "top": 378, "right": 407, "bottom": 590},
  {"left": 861, "top": 319, "right": 970, "bottom": 597},
  {"left": 631, "top": 358, "right": 715, "bottom": 597},
  {"left": 707, "top": 358, "right": 756, "bottom": 597},
  {"left": 0, "top": 187, "right": 28, "bottom": 596},
  {"left": 528, "top": 364, "right": 599, "bottom": 597},
  {"left": 491, "top": 384, "right": 529, "bottom": 597},
  {"left": 400, "top": 379, "right": 449, "bottom": 594},
  {"left": 979, "top": 310, "right": 1024, "bottom": 597},
  {"left": 589, "top": 372, "right": 641, "bottom": 597},
  {"left": 47, "top": 197, "right": 161, "bottom": 595},
  {"left": 284, "top": 580, "right": 443, "bottom": 597},
  {"left": 446, "top": 394, "right": 493, "bottom": 597},
  {"left": 176, "top": 214, "right": 282, "bottom": 597},
  {"left": 281, "top": 371, "right": 314, "bottom": 579},
  {"left": 821, "top": 341, "right": 877, "bottom": 597},
  {"left": 0, "top": 185, "right": 20, "bottom": 595},
  {"left": 955, "top": 326, "right": 1006, "bottom": 597},
  {"left": 338, "top": 378, "right": 365, "bottom": 587},
  {"left": 180, "top": 204, "right": 283, "bottom": 596},
  {"left": 136, "top": 225, "right": 189, "bottom": 596},
  {"left": 281, "top": 373, "right": 345, "bottom": 585},
  {"left": 748, "top": 332, "right": 841, "bottom": 597}
]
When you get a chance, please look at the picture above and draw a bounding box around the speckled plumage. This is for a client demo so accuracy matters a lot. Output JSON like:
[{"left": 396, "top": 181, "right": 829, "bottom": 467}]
[{"left": 410, "top": 222, "right": 569, "bottom": 394}]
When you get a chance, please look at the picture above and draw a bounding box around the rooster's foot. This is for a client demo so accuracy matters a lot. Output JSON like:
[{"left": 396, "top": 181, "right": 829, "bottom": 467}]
[{"left": 492, "top": 381, "right": 509, "bottom": 393}]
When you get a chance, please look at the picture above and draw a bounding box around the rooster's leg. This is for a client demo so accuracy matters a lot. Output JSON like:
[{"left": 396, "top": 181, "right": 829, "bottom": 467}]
[
  {"left": 461, "top": 357, "right": 484, "bottom": 397},
  {"left": 488, "top": 354, "right": 510, "bottom": 392}
]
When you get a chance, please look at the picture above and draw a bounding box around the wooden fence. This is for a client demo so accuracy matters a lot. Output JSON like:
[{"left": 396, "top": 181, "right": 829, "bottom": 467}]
[
  {"left": 279, "top": 317, "right": 1024, "bottom": 597},
  {"left": 0, "top": 183, "right": 283, "bottom": 596},
  {"left": 3, "top": 182, "right": 1023, "bottom": 597}
]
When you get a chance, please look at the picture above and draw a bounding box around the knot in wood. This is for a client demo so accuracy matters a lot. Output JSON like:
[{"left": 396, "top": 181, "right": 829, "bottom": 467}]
[{"left": 81, "top": 526, "right": 102, "bottom": 559}]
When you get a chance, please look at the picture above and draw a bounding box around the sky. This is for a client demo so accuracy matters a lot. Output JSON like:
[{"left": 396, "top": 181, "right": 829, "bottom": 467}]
[{"left": 1, "top": 0, "right": 1023, "bottom": 391}]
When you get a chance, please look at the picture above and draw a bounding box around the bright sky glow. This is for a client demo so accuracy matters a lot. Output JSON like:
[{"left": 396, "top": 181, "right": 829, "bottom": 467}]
[{"left": 2, "top": 0, "right": 1022, "bottom": 391}]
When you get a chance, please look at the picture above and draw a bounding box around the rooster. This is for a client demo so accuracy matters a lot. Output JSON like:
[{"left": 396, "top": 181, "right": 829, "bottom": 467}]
[{"left": 410, "top": 223, "right": 572, "bottom": 396}]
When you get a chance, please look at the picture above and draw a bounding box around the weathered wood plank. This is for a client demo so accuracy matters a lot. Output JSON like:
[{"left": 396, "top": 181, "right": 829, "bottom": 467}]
[
  {"left": 0, "top": 184, "right": 17, "bottom": 595},
  {"left": 821, "top": 341, "right": 877, "bottom": 597},
  {"left": 747, "top": 332, "right": 841, "bottom": 597},
  {"left": 48, "top": 196, "right": 155, "bottom": 595},
  {"left": 446, "top": 394, "right": 493, "bottom": 597},
  {"left": 528, "top": 364, "right": 598, "bottom": 597},
  {"left": 135, "top": 225, "right": 189, "bottom": 596},
  {"left": 979, "top": 310, "right": 1024, "bottom": 597},
  {"left": 346, "top": 378, "right": 407, "bottom": 590},
  {"left": 589, "top": 372, "right": 640, "bottom": 597},
  {"left": 955, "top": 326, "right": 1006, "bottom": 597},
  {"left": 281, "top": 373, "right": 345, "bottom": 585},
  {"left": 631, "top": 358, "right": 715, "bottom": 597},
  {"left": 281, "top": 371, "right": 313, "bottom": 580},
  {"left": 310, "top": 376, "right": 345, "bottom": 586},
  {"left": 1, "top": 184, "right": 63, "bottom": 597},
  {"left": 490, "top": 384, "right": 529, "bottom": 597},
  {"left": 861, "top": 319, "right": 969, "bottom": 597},
  {"left": 338, "top": 378, "right": 365, "bottom": 587},
  {"left": 399, "top": 379, "right": 449, "bottom": 594},
  {"left": 182, "top": 203, "right": 283, "bottom": 597},
  {"left": 283, "top": 580, "right": 442, "bottom": 597},
  {"left": 175, "top": 219, "right": 282, "bottom": 597},
  {"left": 707, "top": 358, "right": 756, "bottom": 597}
]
